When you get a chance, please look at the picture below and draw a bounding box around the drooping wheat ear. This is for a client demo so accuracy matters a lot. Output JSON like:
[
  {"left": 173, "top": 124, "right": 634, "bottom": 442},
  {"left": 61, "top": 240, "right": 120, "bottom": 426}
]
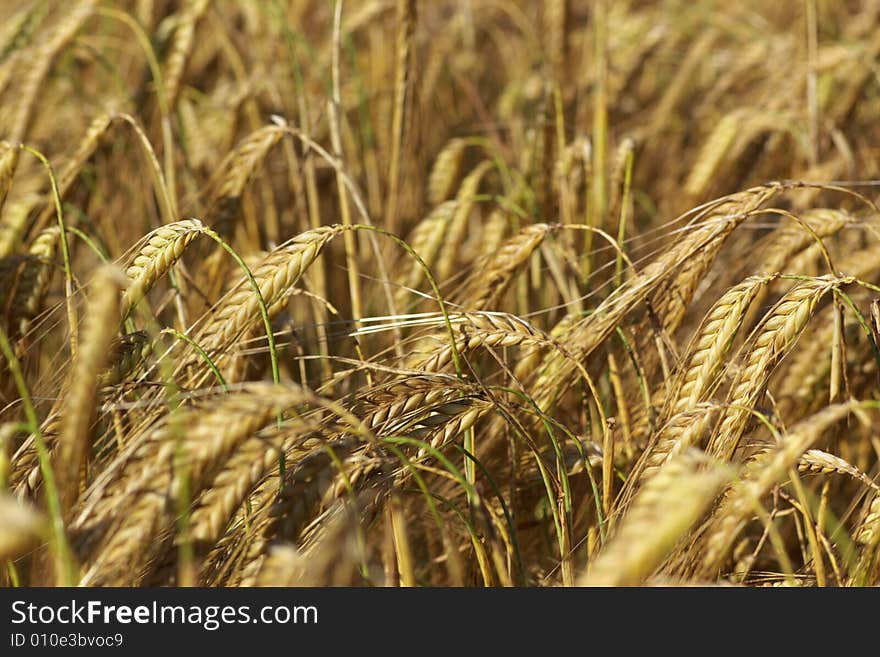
[
  {"left": 413, "top": 312, "right": 547, "bottom": 374},
  {"left": 10, "top": 0, "right": 97, "bottom": 141},
  {"left": 207, "top": 124, "right": 286, "bottom": 236},
  {"left": 9, "top": 226, "right": 60, "bottom": 338},
  {"left": 253, "top": 489, "right": 380, "bottom": 589},
  {"left": 121, "top": 219, "right": 205, "bottom": 319},
  {"left": 229, "top": 438, "right": 364, "bottom": 584},
  {"left": 395, "top": 201, "right": 455, "bottom": 307},
  {"left": 619, "top": 404, "right": 719, "bottom": 514},
  {"left": 269, "top": 444, "right": 387, "bottom": 546},
  {"left": 774, "top": 249, "right": 880, "bottom": 412},
  {"left": 0, "top": 493, "right": 45, "bottom": 563},
  {"left": 201, "top": 476, "right": 282, "bottom": 586},
  {"left": 798, "top": 449, "right": 880, "bottom": 492},
  {"left": 0, "top": 141, "right": 20, "bottom": 217},
  {"left": 707, "top": 276, "right": 840, "bottom": 462},
  {"left": 436, "top": 160, "right": 496, "bottom": 282},
  {"left": 8, "top": 414, "right": 58, "bottom": 500},
  {"left": 163, "top": 0, "right": 211, "bottom": 108},
  {"left": 414, "top": 398, "right": 493, "bottom": 449},
  {"left": 186, "top": 225, "right": 345, "bottom": 376},
  {"left": 428, "top": 138, "right": 468, "bottom": 205},
  {"left": 742, "top": 209, "right": 854, "bottom": 330},
  {"left": 56, "top": 113, "right": 115, "bottom": 196},
  {"left": 367, "top": 385, "right": 488, "bottom": 444},
  {"left": 14, "top": 329, "right": 150, "bottom": 497},
  {"left": 580, "top": 450, "right": 729, "bottom": 586},
  {"left": 79, "top": 383, "right": 309, "bottom": 586},
  {"left": 530, "top": 186, "right": 777, "bottom": 410},
  {"left": 774, "top": 304, "right": 836, "bottom": 417},
  {"left": 663, "top": 275, "right": 777, "bottom": 423},
  {"left": 457, "top": 223, "right": 552, "bottom": 310},
  {"left": 56, "top": 266, "right": 123, "bottom": 516},
  {"left": 648, "top": 199, "right": 769, "bottom": 341},
  {"left": 385, "top": 0, "right": 417, "bottom": 235},
  {"left": 78, "top": 383, "right": 317, "bottom": 530},
  {"left": 482, "top": 207, "right": 511, "bottom": 251},
  {"left": 360, "top": 376, "right": 474, "bottom": 433},
  {"left": 698, "top": 403, "right": 853, "bottom": 577},
  {"left": 189, "top": 421, "right": 330, "bottom": 549}
]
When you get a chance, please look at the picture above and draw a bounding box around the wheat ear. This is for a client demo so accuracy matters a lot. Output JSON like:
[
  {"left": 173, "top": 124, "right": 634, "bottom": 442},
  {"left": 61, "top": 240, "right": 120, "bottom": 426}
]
[
  {"left": 79, "top": 384, "right": 310, "bottom": 585},
  {"left": 163, "top": 0, "right": 211, "bottom": 108},
  {"left": 699, "top": 403, "right": 854, "bottom": 577},
  {"left": 707, "top": 276, "right": 841, "bottom": 462},
  {"left": 0, "top": 141, "right": 20, "bottom": 221},
  {"left": 428, "top": 138, "right": 468, "bottom": 205},
  {"left": 663, "top": 274, "right": 777, "bottom": 422},
  {"left": 580, "top": 450, "right": 729, "bottom": 586},
  {"left": 55, "top": 266, "right": 123, "bottom": 516},
  {"left": 10, "top": 0, "right": 96, "bottom": 141},
  {"left": 121, "top": 219, "right": 205, "bottom": 319}
]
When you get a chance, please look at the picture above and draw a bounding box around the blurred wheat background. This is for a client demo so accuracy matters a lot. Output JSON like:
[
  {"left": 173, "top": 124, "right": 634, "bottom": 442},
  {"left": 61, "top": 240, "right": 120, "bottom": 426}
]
[{"left": 2, "top": 0, "right": 880, "bottom": 587}]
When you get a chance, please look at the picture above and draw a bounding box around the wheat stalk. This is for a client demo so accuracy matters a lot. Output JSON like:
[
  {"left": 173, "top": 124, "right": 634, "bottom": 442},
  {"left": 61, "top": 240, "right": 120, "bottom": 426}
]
[{"left": 384, "top": 0, "right": 417, "bottom": 236}]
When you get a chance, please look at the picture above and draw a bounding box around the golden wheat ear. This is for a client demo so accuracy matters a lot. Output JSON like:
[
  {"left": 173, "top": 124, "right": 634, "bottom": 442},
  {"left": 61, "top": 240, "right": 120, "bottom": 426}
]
[
  {"left": 55, "top": 265, "right": 124, "bottom": 517},
  {"left": 121, "top": 219, "right": 205, "bottom": 320},
  {"left": 579, "top": 449, "right": 730, "bottom": 586}
]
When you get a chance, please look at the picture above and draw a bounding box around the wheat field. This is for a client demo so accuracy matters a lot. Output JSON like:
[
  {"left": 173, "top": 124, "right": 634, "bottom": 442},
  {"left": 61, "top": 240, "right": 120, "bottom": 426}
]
[{"left": 1, "top": 0, "right": 880, "bottom": 588}]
